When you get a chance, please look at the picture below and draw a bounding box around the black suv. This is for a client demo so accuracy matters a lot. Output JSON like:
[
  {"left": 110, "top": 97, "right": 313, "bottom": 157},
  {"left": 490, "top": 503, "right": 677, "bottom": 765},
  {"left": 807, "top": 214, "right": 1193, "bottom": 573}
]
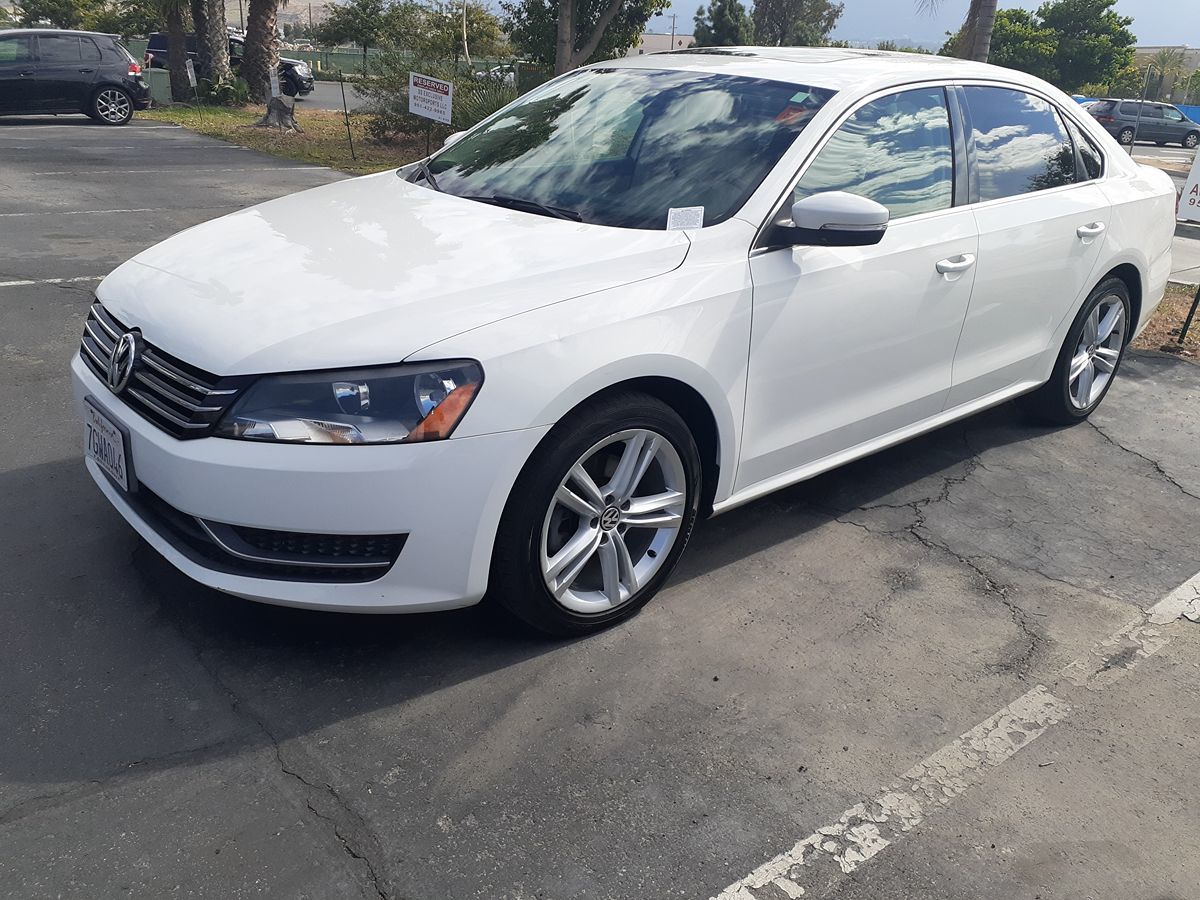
[
  {"left": 0, "top": 29, "right": 151, "bottom": 125},
  {"left": 145, "top": 33, "right": 314, "bottom": 96}
]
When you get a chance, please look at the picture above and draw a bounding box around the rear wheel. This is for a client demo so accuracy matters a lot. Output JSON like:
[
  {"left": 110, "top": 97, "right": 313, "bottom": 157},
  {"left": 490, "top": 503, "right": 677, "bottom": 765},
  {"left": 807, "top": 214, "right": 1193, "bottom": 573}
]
[
  {"left": 1021, "top": 278, "right": 1130, "bottom": 425},
  {"left": 281, "top": 75, "right": 298, "bottom": 97},
  {"left": 1185, "top": 131, "right": 1199, "bottom": 149},
  {"left": 491, "top": 392, "right": 702, "bottom": 636},
  {"left": 90, "top": 87, "right": 133, "bottom": 125},
  {"left": 1118, "top": 127, "right": 1135, "bottom": 145}
]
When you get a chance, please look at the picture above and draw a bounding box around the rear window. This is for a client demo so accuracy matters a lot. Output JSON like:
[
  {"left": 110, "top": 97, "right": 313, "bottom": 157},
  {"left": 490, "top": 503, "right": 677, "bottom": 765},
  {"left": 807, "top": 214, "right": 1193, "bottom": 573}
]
[{"left": 1090, "top": 100, "right": 1116, "bottom": 114}]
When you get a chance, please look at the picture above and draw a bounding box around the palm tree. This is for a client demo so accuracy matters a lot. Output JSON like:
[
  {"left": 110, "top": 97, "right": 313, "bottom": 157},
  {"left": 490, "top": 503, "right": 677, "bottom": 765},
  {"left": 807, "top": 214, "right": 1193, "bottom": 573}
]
[
  {"left": 160, "top": 0, "right": 192, "bottom": 102},
  {"left": 242, "top": 0, "right": 286, "bottom": 102},
  {"left": 920, "top": 0, "right": 997, "bottom": 63},
  {"left": 202, "top": 0, "right": 232, "bottom": 82},
  {"left": 1150, "top": 47, "right": 1186, "bottom": 101}
]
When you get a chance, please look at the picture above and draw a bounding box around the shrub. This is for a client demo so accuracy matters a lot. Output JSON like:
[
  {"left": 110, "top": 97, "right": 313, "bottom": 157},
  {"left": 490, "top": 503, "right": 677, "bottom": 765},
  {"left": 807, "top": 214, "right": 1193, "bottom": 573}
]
[
  {"left": 200, "top": 76, "right": 252, "bottom": 106},
  {"left": 358, "top": 53, "right": 518, "bottom": 143}
]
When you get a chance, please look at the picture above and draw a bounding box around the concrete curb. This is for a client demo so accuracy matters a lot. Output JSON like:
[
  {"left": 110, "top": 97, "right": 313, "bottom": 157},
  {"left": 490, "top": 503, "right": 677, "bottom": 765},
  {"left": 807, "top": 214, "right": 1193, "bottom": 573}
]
[{"left": 1178, "top": 221, "right": 1200, "bottom": 241}]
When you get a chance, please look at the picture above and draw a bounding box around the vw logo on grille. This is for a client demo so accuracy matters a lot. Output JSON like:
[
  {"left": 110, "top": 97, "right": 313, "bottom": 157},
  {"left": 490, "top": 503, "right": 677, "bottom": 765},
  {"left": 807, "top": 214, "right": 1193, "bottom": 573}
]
[{"left": 107, "top": 331, "right": 140, "bottom": 394}]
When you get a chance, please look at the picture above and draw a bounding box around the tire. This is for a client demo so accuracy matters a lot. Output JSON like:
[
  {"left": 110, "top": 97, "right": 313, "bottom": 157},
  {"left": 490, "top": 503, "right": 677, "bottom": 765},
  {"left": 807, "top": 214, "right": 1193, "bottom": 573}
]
[
  {"left": 1118, "top": 127, "right": 1135, "bottom": 145},
  {"left": 90, "top": 86, "right": 133, "bottom": 125},
  {"left": 1185, "top": 131, "right": 1199, "bottom": 150},
  {"left": 1020, "top": 278, "right": 1131, "bottom": 425},
  {"left": 282, "top": 76, "right": 298, "bottom": 97},
  {"left": 491, "top": 391, "right": 702, "bottom": 636}
]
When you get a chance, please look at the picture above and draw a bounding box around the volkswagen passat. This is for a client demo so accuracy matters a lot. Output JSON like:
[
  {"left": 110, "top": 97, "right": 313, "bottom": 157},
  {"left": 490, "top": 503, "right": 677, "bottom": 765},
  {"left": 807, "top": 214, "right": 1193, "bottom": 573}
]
[{"left": 73, "top": 49, "right": 1176, "bottom": 634}]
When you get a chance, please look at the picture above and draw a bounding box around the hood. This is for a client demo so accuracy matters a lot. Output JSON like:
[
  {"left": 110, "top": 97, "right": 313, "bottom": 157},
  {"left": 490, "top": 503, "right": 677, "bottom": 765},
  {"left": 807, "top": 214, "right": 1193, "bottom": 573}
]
[
  {"left": 97, "top": 172, "right": 690, "bottom": 375},
  {"left": 280, "top": 56, "right": 306, "bottom": 68}
]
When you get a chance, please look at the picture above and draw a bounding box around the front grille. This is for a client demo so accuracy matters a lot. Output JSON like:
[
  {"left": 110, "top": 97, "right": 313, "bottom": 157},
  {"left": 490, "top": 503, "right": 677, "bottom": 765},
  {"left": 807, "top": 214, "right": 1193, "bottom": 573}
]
[
  {"left": 79, "top": 301, "right": 251, "bottom": 439},
  {"left": 128, "top": 486, "right": 405, "bottom": 583}
]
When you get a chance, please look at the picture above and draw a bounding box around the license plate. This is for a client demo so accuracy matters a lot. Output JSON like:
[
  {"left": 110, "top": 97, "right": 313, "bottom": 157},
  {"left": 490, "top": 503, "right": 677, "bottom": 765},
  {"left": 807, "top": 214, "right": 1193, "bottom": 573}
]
[{"left": 84, "top": 398, "right": 130, "bottom": 492}]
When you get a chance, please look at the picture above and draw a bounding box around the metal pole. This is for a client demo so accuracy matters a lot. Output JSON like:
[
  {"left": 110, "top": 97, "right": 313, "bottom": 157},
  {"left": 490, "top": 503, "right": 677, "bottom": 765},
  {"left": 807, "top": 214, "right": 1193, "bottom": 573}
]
[
  {"left": 670, "top": 14, "right": 676, "bottom": 49},
  {"left": 1129, "top": 63, "right": 1156, "bottom": 155},
  {"left": 339, "top": 76, "right": 356, "bottom": 161},
  {"left": 1179, "top": 285, "right": 1200, "bottom": 344},
  {"left": 238, "top": 0, "right": 244, "bottom": 32}
]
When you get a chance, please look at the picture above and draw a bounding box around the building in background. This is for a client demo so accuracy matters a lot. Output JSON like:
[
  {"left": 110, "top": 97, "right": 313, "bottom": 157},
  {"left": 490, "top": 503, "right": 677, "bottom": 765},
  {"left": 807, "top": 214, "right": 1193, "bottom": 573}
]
[{"left": 626, "top": 32, "right": 696, "bottom": 56}]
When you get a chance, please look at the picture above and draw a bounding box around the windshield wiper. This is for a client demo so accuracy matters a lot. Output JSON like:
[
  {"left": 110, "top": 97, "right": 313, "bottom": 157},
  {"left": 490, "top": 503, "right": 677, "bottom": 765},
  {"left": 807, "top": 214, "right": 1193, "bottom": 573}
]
[
  {"left": 462, "top": 194, "right": 583, "bottom": 222},
  {"left": 405, "top": 159, "right": 441, "bottom": 192}
]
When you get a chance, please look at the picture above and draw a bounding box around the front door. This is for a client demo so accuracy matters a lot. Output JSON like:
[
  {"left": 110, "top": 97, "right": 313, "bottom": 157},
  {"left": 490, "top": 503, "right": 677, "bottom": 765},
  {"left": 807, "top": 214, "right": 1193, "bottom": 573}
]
[
  {"left": 739, "top": 86, "right": 979, "bottom": 491},
  {"left": 33, "top": 33, "right": 99, "bottom": 110},
  {"left": 947, "top": 86, "right": 1110, "bottom": 405},
  {"left": 0, "top": 34, "right": 36, "bottom": 113}
]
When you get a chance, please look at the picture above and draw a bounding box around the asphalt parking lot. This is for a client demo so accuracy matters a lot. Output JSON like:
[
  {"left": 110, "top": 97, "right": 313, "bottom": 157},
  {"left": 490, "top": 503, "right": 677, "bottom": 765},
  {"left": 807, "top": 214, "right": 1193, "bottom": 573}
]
[{"left": 2, "top": 115, "right": 1200, "bottom": 900}]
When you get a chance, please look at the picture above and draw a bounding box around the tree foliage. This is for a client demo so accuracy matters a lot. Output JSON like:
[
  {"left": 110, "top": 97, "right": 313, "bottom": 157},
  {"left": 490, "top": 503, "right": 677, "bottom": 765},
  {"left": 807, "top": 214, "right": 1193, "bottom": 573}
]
[
  {"left": 939, "top": 0, "right": 1136, "bottom": 93},
  {"left": 752, "top": 0, "right": 841, "bottom": 48},
  {"left": 502, "top": 0, "right": 666, "bottom": 71},
  {"left": 693, "top": 0, "right": 752, "bottom": 47}
]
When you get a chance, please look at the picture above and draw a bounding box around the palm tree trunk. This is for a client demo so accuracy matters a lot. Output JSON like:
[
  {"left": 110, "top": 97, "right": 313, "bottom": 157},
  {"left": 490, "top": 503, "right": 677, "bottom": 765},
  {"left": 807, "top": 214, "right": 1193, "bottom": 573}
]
[
  {"left": 242, "top": 0, "right": 280, "bottom": 102},
  {"left": 203, "top": 0, "right": 231, "bottom": 82},
  {"left": 190, "top": 0, "right": 209, "bottom": 75},
  {"left": 165, "top": 2, "right": 191, "bottom": 102},
  {"left": 968, "top": 0, "right": 997, "bottom": 62}
]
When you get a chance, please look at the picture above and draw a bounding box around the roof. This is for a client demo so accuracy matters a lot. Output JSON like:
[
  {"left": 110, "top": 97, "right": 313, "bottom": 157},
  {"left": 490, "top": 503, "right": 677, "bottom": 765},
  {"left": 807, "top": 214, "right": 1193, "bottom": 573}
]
[
  {"left": 0, "top": 28, "right": 119, "bottom": 38},
  {"left": 601, "top": 46, "right": 1043, "bottom": 94}
]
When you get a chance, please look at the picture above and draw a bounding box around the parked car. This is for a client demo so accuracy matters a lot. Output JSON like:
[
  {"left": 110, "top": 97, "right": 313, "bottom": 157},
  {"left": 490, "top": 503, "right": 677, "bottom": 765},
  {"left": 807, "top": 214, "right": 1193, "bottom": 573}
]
[
  {"left": 73, "top": 50, "right": 1176, "bottom": 634},
  {"left": 1089, "top": 98, "right": 1200, "bottom": 148},
  {"left": 0, "top": 28, "right": 150, "bottom": 124},
  {"left": 145, "top": 32, "right": 314, "bottom": 96}
]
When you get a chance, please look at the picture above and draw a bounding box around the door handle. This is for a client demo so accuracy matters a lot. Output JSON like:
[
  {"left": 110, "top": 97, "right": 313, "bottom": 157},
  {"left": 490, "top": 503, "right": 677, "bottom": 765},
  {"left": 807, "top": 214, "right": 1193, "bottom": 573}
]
[
  {"left": 19, "top": 70, "right": 35, "bottom": 77},
  {"left": 78, "top": 68, "right": 95, "bottom": 74},
  {"left": 935, "top": 253, "right": 976, "bottom": 275},
  {"left": 1077, "top": 222, "right": 1106, "bottom": 239}
]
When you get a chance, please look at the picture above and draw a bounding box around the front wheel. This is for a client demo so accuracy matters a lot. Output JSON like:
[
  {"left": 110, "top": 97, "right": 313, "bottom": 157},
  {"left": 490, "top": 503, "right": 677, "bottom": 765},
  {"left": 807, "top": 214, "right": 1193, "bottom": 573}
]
[
  {"left": 281, "top": 76, "right": 298, "bottom": 97},
  {"left": 1118, "top": 127, "right": 1135, "bottom": 145},
  {"left": 1020, "top": 278, "right": 1131, "bottom": 425},
  {"left": 491, "top": 392, "right": 702, "bottom": 636},
  {"left": 90, "top": 87, "right": 133, "bottom": 125},
  {"left": 1185, "top": 131, "right": 1199, "bottom": 149}
]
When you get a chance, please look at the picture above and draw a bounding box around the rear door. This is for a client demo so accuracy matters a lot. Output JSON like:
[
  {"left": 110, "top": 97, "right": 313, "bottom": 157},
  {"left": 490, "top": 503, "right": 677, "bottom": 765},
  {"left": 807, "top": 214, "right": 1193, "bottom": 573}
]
[
  {"left": 33, "top": 33, "right": 99, "bottom": 110},
  {"left": 0, "top": 34, "right": 36, "bottom": 112},
  {"left": 947, "top": 85, "right": 1111, "bottom": 406},
  {"left": 1138, "top": 103, "right": 1167, "bottom": 142}
]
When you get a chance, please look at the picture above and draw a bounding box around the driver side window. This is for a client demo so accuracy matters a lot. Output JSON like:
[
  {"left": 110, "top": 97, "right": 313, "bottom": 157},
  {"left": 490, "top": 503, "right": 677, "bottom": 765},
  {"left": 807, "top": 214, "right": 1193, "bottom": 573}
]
[{"left": 793, "top": 86, "right": 954, "bottom": 219}]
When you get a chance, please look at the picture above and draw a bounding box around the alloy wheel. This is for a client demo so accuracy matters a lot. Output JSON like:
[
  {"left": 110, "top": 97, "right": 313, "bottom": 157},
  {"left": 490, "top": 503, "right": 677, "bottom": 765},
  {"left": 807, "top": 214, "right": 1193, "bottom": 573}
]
[
  {"left": 539, "top": 429, "right": 686, "bottom": 614},
  {"left": 1068, "top": 295, "right": 1126, "bottom": 410},
  {"left": 1186, "top": 133, "right": 1199, "bottom": 149},
  {"left": 95, "top": 89, "right": 131, "bottom": 124}
]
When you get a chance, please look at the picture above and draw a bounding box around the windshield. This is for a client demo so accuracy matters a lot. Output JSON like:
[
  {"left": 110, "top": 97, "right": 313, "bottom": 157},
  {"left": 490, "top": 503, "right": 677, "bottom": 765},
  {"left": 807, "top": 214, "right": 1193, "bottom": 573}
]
[{"left": 425, "top": 67, "right": 835, "bottom": 230}]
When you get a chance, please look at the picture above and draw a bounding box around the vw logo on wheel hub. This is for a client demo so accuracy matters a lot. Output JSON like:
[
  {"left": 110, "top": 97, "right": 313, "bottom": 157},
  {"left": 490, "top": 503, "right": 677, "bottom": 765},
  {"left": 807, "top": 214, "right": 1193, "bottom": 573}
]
[
  {"left": 599, "top": 506, "right": 621, "bottom": 531},
  {"left": 107, "top": 331, "right": 141, "bottom": 394}
]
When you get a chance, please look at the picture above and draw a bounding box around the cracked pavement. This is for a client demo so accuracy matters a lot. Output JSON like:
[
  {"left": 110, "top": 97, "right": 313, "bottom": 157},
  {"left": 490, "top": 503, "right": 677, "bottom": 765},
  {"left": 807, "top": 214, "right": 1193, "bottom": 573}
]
[{"left": 3, "top": 118, "right": 1200, "bottom": 900}]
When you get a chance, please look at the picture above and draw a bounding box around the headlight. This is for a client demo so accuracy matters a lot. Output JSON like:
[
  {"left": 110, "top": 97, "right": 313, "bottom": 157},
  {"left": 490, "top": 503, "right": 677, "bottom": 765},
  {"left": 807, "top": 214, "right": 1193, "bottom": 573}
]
[
  {"left": 214, "top": 360, "right": 482, "bottom": 444},
  {"left": 296, "top": 62, "right": 311, "bottom": 75}
]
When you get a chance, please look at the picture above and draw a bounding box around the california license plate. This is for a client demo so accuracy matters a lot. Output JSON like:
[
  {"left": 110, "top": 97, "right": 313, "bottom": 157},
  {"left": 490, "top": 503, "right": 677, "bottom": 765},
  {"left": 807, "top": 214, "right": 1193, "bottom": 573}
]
[{"left": 84, "top": 398, "right": 130, "bottom": 492}]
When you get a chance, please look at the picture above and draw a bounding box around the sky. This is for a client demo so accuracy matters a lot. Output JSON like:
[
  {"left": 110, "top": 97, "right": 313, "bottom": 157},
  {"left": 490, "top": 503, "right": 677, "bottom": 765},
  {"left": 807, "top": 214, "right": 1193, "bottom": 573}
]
[{"left": 645, "top": 0, "right": 1189, "bottom": 49}]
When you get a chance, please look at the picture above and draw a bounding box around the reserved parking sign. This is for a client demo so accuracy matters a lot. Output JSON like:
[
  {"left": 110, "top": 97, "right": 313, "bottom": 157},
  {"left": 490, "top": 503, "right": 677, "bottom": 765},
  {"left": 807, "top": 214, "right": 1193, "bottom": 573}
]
[
  {"left": 409, "top": 73, "right": 454, "bottom": 125},
  {"left": 1181, "top": 154, "right": 1200, "bottom": 223}
]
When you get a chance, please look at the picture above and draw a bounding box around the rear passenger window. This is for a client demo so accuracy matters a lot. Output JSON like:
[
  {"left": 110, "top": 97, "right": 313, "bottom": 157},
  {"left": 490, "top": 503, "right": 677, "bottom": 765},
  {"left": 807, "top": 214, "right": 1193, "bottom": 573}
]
[
  {"left": 794, "top": 86, "right": 954, "bottom": 219},
  {"left": 1120, "top": 102, "right": 1140, "bottom": 116},
  {"left": 1065, "top": 119, "right": 1103, "bottom": 180},
  {"left": 38, "top": 35, "right": 82, "bottom": 63},
  {"left": 0, "top": 35, "right": 34, "bottom": 63},
  {"left": 81, "top": 37, "right": 103, "bottom": 62},
  {"left": 963, "top": 86, "right": 1077, "bottom": 201}
]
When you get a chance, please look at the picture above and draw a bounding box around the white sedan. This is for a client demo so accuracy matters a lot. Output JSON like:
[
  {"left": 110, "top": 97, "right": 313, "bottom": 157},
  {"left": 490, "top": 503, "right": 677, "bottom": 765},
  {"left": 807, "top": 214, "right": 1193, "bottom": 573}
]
[{"left": 73, "top": 48, "right": 1176, "bottom": 634}]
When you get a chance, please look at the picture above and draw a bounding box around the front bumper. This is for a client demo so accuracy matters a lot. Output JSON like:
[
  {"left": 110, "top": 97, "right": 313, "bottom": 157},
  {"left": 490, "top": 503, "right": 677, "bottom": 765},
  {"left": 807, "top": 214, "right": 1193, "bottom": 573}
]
[{"left": 72, "top": 354, "right": 549, "bottom": 612}]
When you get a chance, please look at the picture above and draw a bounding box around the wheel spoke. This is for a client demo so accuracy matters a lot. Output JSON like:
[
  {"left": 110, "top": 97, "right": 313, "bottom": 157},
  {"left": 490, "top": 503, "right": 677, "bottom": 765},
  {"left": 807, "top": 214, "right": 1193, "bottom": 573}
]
[
  {"left": 1083, "top": 308, "right": 1099, "bottom": 345},
  {"left": 612, "top": 532, "right": 638, "bottom": 593},
  {"left": 1097, "top": 303, "right": 1123, "bottom": 342},
  {"left": 1076, "top": 361, "right": 1095, "bottom": 405},
  {"left": 605, "top": 433, "right": 652, "bottom": 501},
  {"left": 1069, "top": 350, "right": 1091, "bottom": 380},
  {"left": 545, "top": 525, "right": 601, "bottom": 595},
  {"left": 1093, "top": 347, "right": 1119, "bottom": 373},
  {"left": 624, "top": 490, "right": 685, "bottom": 528},
  {"left": 597, "top": 538, "right": 622, "bottom": 605},
  {"left": 567, "top": 463, "right": 605, "bottom": 511},
  {"left": 555, "top": 483, "right": 600, "bottom": 518}
]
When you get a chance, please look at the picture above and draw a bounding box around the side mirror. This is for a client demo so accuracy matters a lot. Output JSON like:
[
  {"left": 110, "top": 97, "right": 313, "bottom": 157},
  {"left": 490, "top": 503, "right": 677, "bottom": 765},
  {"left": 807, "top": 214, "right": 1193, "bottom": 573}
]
[
  {"left": 442, "top": 131, "right": 466, "bottom": 148},
  {"left": 776, "top": 191, "right": 889, "bottom": 247}
]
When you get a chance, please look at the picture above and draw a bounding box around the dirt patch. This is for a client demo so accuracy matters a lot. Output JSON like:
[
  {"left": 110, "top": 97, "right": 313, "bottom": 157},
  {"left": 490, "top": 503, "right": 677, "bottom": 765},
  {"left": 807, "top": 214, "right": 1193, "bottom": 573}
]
[{"left": 1133, "top": 282, "right": 1200, "bottom": 361}]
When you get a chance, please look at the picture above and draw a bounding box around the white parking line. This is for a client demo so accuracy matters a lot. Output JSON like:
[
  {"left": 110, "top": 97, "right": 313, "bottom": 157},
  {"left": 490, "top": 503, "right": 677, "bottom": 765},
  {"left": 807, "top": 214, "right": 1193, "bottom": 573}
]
[
  {"left": 28, "top": 166, "right": 330, "bottom": 175},
  {"left": 0, "top": 275, "right": 105, "bottom": 288},
  {"left": 0, "top": 207, "right": 158, "bottom": 218},
  {"left": 713, "top": 570, "right": 1200, "bottom": 899}
]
